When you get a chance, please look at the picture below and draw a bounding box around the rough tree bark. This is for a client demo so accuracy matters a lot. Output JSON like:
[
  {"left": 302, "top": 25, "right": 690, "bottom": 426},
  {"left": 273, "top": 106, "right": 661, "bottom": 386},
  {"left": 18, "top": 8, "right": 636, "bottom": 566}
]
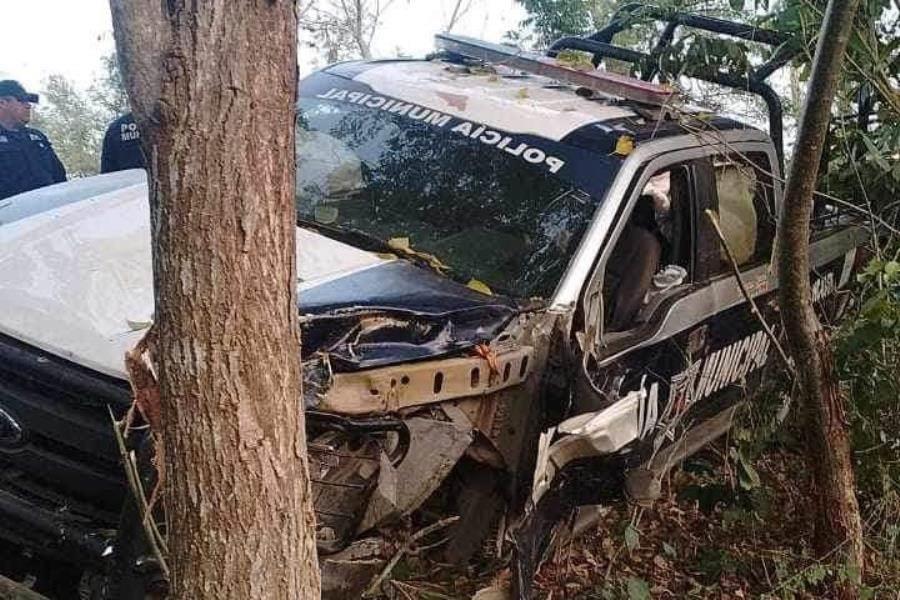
[
  {"left": 776, "top": 0, "right": 864, "bottom": 595},
  {"left": 109, "top": 1, "right": 321, "bottom": 598}
]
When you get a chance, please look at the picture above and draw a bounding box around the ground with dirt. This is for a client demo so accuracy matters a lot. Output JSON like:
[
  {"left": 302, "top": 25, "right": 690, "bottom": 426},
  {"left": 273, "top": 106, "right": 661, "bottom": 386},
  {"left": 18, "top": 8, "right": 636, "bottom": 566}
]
[{"left": 378, "top": 439, "right": 900, "bottom": 599}]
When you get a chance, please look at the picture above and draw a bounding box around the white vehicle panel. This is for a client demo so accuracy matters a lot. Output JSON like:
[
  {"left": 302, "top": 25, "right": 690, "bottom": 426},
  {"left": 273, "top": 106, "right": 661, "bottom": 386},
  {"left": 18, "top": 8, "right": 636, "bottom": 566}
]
[
  {"left": 0, "top": 179, "right": 389, "bottom": 379},
  {"left": 355, "top": 61, "right": 636, "bottom": 142}
]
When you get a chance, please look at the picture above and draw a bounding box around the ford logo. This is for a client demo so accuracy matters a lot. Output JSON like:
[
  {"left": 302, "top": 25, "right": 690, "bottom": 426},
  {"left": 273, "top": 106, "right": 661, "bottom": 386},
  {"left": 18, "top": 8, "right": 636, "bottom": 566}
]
[{"left": 0, "top": 406, "right": 25, "bottom": 449}]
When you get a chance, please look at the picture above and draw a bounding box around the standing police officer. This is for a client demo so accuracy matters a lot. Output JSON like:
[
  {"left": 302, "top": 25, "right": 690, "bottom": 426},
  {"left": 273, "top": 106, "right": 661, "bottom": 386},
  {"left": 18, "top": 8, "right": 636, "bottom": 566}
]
[
  {"left": 100, "top": 113, "right": 145, "bottom": 173},
  {"left": 0, "top": 80, "right": 66, "bottom": 200}
]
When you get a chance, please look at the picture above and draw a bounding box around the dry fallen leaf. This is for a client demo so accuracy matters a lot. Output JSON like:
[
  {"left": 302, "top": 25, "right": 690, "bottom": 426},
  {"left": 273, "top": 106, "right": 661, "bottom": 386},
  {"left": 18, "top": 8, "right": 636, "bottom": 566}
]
[
  {"left": 467, "top": 279, "right": 492, "bottom": 295},
  {"left": 615, "top": 134, "right": 635, "bottom": 156}
]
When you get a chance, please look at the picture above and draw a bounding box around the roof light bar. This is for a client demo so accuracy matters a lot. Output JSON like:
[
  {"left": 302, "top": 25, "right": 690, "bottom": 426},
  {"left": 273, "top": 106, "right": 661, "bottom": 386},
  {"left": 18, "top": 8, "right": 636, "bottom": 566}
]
[{"left": 435, "top": 33, "right": 677, "bottom": 107}]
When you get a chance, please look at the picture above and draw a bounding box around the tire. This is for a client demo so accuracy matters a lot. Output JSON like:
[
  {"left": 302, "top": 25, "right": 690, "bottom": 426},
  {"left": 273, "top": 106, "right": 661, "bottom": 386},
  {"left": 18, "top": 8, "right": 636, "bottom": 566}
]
[
  {"left": 442, "top": 378, "right": 551, "bottom": 565},
  {"left": 443, "top": 460, "right": 506, "bottom": 565}
]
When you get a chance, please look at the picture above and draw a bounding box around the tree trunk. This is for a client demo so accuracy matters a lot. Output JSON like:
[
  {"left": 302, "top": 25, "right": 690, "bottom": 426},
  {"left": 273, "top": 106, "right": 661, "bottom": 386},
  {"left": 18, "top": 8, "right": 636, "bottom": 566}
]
[
  {"left": 353, "top": 0, "right": 373, "bottom": 59},
  {"left": 776, "top": 0, "right": 864, "bottom": 596},
  {"left": 446, "top": 0, "right": 471, "bottom": 32},
  {"left": 109, "top": 1, "right": 321, "bottom": 598}
]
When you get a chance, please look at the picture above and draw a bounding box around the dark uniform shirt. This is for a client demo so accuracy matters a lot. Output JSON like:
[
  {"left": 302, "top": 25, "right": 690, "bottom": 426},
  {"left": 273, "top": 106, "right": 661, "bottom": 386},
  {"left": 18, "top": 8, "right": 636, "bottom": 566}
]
[
  {"left": 100, "top": 114, "right": 145, "bottom": 173},
  {"left": 0, "top": 125, "right": 67, "bottom": 200}
]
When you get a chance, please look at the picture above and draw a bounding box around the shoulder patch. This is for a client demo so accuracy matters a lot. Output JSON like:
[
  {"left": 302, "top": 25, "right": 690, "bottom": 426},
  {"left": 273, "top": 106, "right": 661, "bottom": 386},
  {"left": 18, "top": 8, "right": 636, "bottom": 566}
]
[{"left": 25, "top": 129, "right": 48, "bottom": 143}]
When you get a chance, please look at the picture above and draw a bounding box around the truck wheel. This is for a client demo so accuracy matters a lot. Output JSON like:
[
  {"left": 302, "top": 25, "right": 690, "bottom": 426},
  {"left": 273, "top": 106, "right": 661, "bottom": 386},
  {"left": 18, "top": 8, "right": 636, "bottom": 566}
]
[
  {"left": 443, "top": 460, "right": 506, "bottom": 564},
  {"left": 78, "top": 569, "right": 111, "bottom": 600}
]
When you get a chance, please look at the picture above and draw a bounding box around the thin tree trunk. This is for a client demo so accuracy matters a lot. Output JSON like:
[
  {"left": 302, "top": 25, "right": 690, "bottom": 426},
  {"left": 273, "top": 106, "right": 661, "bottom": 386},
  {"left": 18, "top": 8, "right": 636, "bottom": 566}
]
[
  {"left": 446, "top": 0, "right": 472, "bottom": 32},
  {"left": 354, "top": 0, "right": 372, "bottom": 59},
  {"left": 776, "top": 0, "right": 864, "bottom": 596},
  {"left": 109, "top": 1, "right": 321, "bottom": 598}
]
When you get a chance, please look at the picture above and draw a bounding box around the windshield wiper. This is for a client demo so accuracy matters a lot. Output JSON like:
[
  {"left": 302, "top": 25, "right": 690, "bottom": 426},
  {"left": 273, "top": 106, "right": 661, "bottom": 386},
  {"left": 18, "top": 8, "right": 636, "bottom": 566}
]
[
  {"left": 298, "top": 217, "right": 395, "bottom": 254},
  {"left": 297, "top": 218, "right": 451, "bottom": 278}
]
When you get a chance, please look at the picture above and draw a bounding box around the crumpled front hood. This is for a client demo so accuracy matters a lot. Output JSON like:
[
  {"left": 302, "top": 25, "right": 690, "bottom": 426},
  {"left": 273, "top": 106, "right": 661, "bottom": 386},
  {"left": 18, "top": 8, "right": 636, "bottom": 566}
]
[
  {"left": 300, "top": 259, "right": 517, "bottom": 370},
  {"left": 0, "top": 174, "right": 513, "bottom": 379}
]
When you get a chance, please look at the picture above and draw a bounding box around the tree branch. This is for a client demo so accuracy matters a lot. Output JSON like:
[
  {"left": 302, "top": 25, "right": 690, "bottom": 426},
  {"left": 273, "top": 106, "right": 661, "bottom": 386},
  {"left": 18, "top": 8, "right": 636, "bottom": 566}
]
[
  {"left": 362, "top": 516, "right": 460, "bottom": 597},
  {"left": 704, "top": 209, "right": 794, "bottom": 375},
  {"left": 108, "top": 0, "right": 172, "bottom": 125}
]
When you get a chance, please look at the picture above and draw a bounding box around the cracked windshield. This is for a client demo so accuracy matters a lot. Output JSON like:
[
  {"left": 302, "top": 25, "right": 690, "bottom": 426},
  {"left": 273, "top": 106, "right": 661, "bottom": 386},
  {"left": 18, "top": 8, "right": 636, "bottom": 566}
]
[{"left": 295, "top": 96, "right": 597, "bottom": 299}]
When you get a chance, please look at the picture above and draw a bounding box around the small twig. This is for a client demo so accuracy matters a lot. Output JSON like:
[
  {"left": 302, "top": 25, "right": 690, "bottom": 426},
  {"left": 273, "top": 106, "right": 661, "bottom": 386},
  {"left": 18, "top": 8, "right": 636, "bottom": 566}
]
[
  {"left": 837, "top": 116, "right": 882, "bottom": 259},
  {"left": 603, "top": 543, "right": 623, "bottom": 581},
  {"left": 392, "top": 580, "right": 459, "bottom": 600},
  {"left": 704, "top": 209, "right": 795, "bottom": 377},
  {"left": 109, "top": 408, "right": 170, "bottom": 578},
  {"left": 111, "top": 411, "right": 168, "bottom": 558},
  {"left": 363, "top": 516, "right": 460, "bottom": 598},
  {"left": 391, "top": 580, "right": 416, "bottom": 600},
  {"left": 761, "top": 555, "right": 773, "bottom": 588},
  {"left": 129, "top": 444, "right": 169, "bottom": 556},
  {"left": 406, "top": 537, "right": 449, "bottom": 557},
  {"left": 768, "top": 540, "right": 852, "bottom": 596}
]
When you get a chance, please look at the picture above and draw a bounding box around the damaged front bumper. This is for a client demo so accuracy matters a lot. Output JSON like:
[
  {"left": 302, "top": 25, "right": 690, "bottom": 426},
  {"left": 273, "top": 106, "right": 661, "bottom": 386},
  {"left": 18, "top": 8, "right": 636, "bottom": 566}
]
[
  {"left": 308, "top": 410, "right": 474, "bottom": 555},
  {"left": 308, "top": 407, "right": 479, "bottom": 599}
]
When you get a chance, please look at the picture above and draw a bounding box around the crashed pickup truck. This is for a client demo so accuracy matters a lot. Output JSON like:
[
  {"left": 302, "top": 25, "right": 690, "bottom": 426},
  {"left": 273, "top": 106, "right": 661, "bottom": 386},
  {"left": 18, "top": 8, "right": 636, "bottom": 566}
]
[{"left": 0, "top": 9, "right": 868, "bottom": 600}]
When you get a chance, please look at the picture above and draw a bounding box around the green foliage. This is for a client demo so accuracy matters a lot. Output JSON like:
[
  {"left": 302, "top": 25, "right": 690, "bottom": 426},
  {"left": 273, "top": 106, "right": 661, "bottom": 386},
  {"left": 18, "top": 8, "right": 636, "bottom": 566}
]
[
  {"left": 658, "top": 34, "right": 753, "bottom": 79},
  {"left": 89, "top": 52, "right": 130, "bottom": 117},
  {"left": 509, "top": 0, "right": 669, "bottom": 53},
  {"left": 696, "top": 547, "right": 740, "bottom": 581},
  {"left": 836, "top": 256, "right": 900, "bottom": 500},
  {"left": 29, "top": 51, "right": 127, "bottom": 178},
  {"left": 731, "top": 445, "right": 762, "bottom": 491},
  {"left": 554, "top": 48, "right": 595, "bottom": 70},
  {"left": 824, "top": 121, "right": 900, "bottom": 221},
  {"left": 623, "top": 523, "right": 640, "bottom": 552},
  {"left": 30, "top": 75, "right": 108, "bottom": 178},
  {"left": 511, "top": 0, "right": 605, "bottom": 46},
  {"left": 662, "top": 541, "right": 677, "bottom": 558},
  {"left": 625, "top": 576, "right": 651, "bottom": 600},
  {"left": 762, "top": 558, "right": 876, "bottom": 599}
]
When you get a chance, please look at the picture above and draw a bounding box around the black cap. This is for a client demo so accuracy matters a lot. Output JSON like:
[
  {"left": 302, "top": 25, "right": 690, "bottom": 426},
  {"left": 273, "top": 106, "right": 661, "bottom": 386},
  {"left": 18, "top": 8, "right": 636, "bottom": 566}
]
[{"left": 0, "top": 80, "right": 39, "bottom": 104}]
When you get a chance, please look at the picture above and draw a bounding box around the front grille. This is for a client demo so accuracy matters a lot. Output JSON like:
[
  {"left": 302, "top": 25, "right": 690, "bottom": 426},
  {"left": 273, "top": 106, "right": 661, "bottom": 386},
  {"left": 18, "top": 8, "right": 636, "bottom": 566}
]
[{"left": 0, "top": 333, "right": 131, "bottom": 526}]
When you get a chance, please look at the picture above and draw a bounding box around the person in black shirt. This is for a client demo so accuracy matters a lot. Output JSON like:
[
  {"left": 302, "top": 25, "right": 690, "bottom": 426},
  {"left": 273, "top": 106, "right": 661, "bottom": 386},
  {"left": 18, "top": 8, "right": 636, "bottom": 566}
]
[
  {"left": 0, "top": 80, "right": 66, "bottom": 200},
  {"left": 100, "top": 113, "right": 145, "bottom": 173}
]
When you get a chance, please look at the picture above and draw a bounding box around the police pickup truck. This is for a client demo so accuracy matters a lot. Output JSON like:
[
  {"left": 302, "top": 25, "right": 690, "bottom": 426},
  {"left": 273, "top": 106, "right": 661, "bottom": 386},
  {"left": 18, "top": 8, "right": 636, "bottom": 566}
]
[{"left": 0, "top": 7, "right": 867, "bottom": 599}]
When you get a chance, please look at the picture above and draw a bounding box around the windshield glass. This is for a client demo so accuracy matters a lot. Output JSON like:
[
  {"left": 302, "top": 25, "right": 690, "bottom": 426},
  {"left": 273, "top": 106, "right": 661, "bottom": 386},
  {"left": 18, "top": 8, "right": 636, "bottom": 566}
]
[{"left": 296, "top": 94, "right": 605, "bottom": 299}]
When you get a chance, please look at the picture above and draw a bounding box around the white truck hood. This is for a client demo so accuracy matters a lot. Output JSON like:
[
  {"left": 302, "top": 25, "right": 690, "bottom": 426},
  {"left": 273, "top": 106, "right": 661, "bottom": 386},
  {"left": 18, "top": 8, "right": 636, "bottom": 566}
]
[{"left": 0, "top": 173, "right": 387, "bottom": 379}]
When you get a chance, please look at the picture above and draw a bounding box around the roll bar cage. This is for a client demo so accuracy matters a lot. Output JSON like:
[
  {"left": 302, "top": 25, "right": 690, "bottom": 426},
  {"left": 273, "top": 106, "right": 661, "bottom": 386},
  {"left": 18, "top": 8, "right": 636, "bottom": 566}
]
[{"left": 547, "top": 3, "right": 799, "bottom": 167}]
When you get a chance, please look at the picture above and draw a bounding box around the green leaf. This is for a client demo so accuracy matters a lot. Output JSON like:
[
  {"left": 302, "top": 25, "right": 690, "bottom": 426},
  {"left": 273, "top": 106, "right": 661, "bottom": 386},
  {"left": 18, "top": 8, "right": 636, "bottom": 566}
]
[
  {"left": 806, "top": 563, "right": 828, "bottom": 584},
  {"left": 722, "top": 505, "right": 749, "bottom": 529},
  {"left": 663, "top": 541, "right": 677, "bottom": 558},
  {"left": 861, "top": 134, "right": 892, "bottom": 172},
  {"left": 863, "top": 258, "right": 885, "bottom": 277},
  {"left": 624, "top": 523, "right": 640, "bottom": 552},
  {"left": 729, "top": 0, "right": 744, "bottom": 9},
  {"left": 736, "top": 449, "right": 761, "bottom": 490},
  {"left": 626, "top": 577, "right": 651, "bottom": 600}
]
